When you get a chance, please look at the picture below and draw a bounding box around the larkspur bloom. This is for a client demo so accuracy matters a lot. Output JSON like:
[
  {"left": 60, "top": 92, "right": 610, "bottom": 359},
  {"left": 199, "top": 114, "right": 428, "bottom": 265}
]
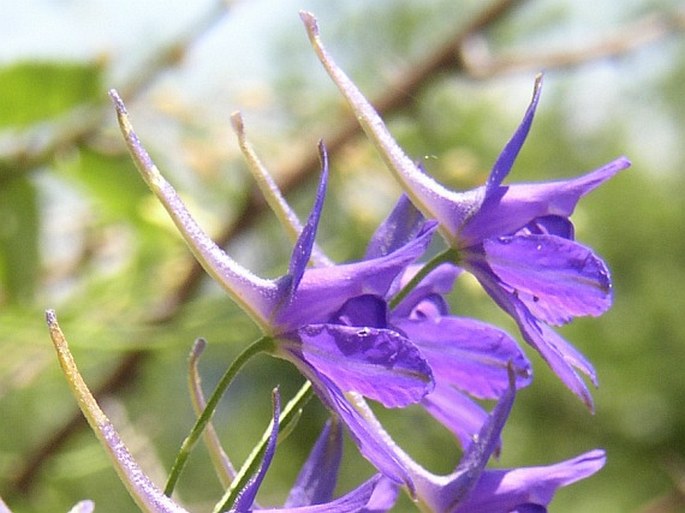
[
  {"left": 301, "top": 11, "right": 630, "bottom": 409},
  {"left": 229, "top": 116, "right": 531, "bottom": 452},
  {"left": 110, "top": 91, "right": 437, "bottom": 488},
  {"left": 365, "top": 195, "right": 533, "bottom": 450},
  {"left": 45, "top": 311, "right": 392, "bottom": 513},
  {"left": 223, "top": 128, "right": 541, "bottom": 511},
  {"left": 344, "top": 364, "right": 605, "bottom": 513}
]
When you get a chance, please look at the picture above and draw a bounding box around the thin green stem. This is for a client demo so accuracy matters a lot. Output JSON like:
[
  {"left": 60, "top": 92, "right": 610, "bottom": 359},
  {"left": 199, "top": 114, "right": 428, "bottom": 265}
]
[
  {"left": 389, "top": 248, "right": 459, "bottom": 310},
  {"left": 164, "top": 336, "right": 274, "bottom": 496},
  {"left": 187, "top": 338, "right": 235, "bottom": 488},
  {"left": 212, "top": 380, "right": 314, "bottom": 513}
]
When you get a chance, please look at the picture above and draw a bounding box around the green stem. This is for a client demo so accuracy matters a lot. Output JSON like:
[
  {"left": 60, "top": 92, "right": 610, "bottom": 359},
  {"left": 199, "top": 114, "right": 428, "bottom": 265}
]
[
  {"left": 187, "top": 338, "right": 235, "bottom": 488},
  {"left": 212, "top": 380, "right": 314, "bottom": 513},
  {"left": 389, "top": 248, "right": 458, "bottom": 310},
  {"left": 164, "top": 335, "right": 274, "bottom": 496}
]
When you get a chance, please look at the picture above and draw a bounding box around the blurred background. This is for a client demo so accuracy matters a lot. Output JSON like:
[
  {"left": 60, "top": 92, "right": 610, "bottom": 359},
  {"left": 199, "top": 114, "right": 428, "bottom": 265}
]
[{"left": 1, "top": 0, "right": 684, "bottom": 511}]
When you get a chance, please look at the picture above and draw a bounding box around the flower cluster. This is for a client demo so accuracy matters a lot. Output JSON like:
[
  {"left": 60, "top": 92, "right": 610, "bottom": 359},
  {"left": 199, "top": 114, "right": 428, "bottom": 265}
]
[{"left": 17, "top": 10, "right": 628, "bottom": 513}]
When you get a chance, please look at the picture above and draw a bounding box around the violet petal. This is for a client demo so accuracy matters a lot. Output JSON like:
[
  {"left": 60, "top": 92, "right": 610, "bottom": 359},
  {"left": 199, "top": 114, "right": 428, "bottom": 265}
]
[
  {"left": 483, "top": 234, "right": 612, "bottom": 326},
  {"left": 257, "top": 475, "right": 382, "bottom": 513},
  {"left": 460, "top": 156, "right": 630, "bottom": 245},
  {"left": 285, "top": 420, "right": 343, "bottom": 508},
  {"left": 287, "top": 142, "right": 329, "bottom": 296},
  {"left": 486, "top": 75, "right": 542, "bottom": 194},
  {"left": 365, "top": 194, "right": 426, "bottom": 259},
  {"left": 394, "top": 316, "right": 531, "bottom": 399},
  {"left": 420, "top": 384, "right": 490, "bottom": 451},
  {"left": 453, "top": 450, "right": 606, "bottom": 513},
  {"left": 232, "top": 390, "right": 282, "bottom": 512},
  {"left": 468, "top": 264, "right": 597, "bottom": 410},
  {"left": 289, "top": 323, "right": 434, "bottom": 408},
  {"left": 275, "top": 222, "right": 436, "bottom": 330}
]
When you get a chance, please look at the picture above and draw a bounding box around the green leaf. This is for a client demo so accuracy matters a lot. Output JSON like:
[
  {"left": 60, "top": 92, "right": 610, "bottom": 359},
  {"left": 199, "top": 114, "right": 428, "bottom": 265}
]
[
  {"left": 0, "top": 61, "right": 102, "bottom": 128},
  {"left": 59, "top": 147, "right": 151, "bottom": 223},
  {"left": 0, "top": 176, "right": 39, "bottom": 304}
]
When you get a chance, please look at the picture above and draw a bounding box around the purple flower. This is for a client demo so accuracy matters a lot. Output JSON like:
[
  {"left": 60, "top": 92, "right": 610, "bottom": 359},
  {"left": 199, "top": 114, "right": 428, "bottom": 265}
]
[
  {"left": 452, "top": 449, "right": 606, "bottom": 513},
  {"left": 230, "top": 113, "right": 530, "bottom": 459},
  {"left": 344, "top": 364, "right": 603, "bottom": 513},
  {"left": 110, "top": 91, "right": 437, "bottom": 489},
  {"left": 300, "top": 12, "right": 630, "bottom": 409},
  {"left": 366, "top": 195, "right": 532, "bottom": 450}
]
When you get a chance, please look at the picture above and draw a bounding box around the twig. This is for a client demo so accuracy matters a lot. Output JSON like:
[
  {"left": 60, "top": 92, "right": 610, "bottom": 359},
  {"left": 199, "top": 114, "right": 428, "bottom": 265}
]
[
  {"left": 0, "top": 0, "right": 234, "bottom": 182},
  {"left": 461, "top": 8, "right": 685, "bottom": 78}
]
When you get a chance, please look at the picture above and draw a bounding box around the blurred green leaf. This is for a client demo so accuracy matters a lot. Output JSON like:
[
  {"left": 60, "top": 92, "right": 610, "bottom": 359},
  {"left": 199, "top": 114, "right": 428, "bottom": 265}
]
[
  {"left": 58, "top": 147, "right": 151, "bottom": 223},
  {"left": 0, "top": 61, "right": 102, "bottom": 128},
  {"left": 0, "top": 177, "right": 39, "bottom": 305}
]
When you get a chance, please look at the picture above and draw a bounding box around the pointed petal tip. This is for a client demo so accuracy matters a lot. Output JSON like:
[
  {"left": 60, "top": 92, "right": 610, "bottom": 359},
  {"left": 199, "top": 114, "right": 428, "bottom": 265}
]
[
  {"left": 45, "top": 308, "right": 57, "bottom": 326},
  {"left": 317, "top": 139, "right": 329, "bottom": 171},
  {"left": 582, "top": 391, "right": 596, "bottom": 414},
  {"left": 618, "top": 155, "right": 631, "bottom": 168},
  {"left": 230, "top": 110, "right": 244, "bottom": 135},
  {"left": 190, "top": 337, "right": 207, "bottom": 362},
  {"left": 108, "top": 88, "right": 121, "bottom": 104},
  {"left": 299, "top": 11, "right": 319, "bottom": 37},
  {"left": 533, "top": 73, "right": 543, "bottom": 92}
]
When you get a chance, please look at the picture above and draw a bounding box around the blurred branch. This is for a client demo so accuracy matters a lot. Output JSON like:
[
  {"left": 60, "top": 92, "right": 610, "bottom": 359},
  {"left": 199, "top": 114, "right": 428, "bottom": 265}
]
[
  {"left": 461, "top": 8, "right": 685, "bottom": 78},
  {"left": 634, "top": 457, "right": 685, "bottom": 513},
  {"left": 0, "top": 0, "right": 234, "bottom": 181}
]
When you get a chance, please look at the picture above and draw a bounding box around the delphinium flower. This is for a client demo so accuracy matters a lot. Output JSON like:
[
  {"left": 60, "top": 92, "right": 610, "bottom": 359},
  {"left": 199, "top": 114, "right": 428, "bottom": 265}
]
[
  {"left": 109, "top": 91, "right": 437, "bottom": 490},
  {"left": 110, "top": 88, "right": 549, "bottom": 510},
  {"left": 229, "top": 114, "right": 531, "bottom": 452},
  {"left": 227, "top": 116, "right": 600, "bottom": 513},
  {"left": 301, "top": 11, "right": 630, "bottom": 409},
  {"left": 43, "top": 311, "right": 395, "bottom": 513},
  {"left": 366, "top": 195, "right": 531, "bottom": 450}
]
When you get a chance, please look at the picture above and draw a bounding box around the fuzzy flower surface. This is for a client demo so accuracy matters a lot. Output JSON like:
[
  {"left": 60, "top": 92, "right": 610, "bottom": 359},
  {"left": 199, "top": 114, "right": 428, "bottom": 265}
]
[{"left": 301, "top": 11, "right": 629, "bottom": 409}]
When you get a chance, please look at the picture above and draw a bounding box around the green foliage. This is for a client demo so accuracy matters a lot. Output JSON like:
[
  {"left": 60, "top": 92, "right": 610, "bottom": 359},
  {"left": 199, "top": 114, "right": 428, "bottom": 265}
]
[
  {"left": 0, "top": 62, "right": 102, "bottom": 128},
  {"left": 0, "top": 177, "right": 39, "bottom": 305}
]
